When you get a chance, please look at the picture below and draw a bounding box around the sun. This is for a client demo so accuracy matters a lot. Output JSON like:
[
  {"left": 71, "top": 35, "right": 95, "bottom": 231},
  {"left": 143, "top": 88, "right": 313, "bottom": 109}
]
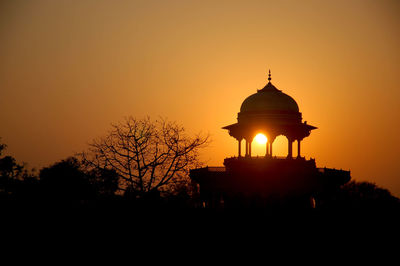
[{"left": 254, "top": 133, "right": 268, "bottom": 145}]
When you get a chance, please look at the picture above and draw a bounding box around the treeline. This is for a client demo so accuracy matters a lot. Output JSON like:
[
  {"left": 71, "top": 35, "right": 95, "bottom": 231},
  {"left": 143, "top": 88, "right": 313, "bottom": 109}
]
[
  {"left": 0, "top": 117, "right": 211, "bottom": 210},
  {"left": 2, "top": 145, "right": 399, "bottom": 213},
  {"left": 315, "top": 180, "right": 400, "bottom": 215},
  {"left": 0, "top": 155, "right": 195, "bottom": 210},
  {"left": 1, "top": 116, "right": 399, "bottom": 214}
]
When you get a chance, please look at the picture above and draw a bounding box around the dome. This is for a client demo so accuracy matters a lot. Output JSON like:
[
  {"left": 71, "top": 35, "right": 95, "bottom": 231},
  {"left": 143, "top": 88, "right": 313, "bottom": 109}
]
[{"left": 240, "top": 82, "right": 299, "bottom": 113}]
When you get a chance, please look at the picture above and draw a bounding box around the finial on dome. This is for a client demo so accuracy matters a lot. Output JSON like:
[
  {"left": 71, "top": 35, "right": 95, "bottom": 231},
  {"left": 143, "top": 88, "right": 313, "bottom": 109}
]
[{"left": 268, "top": 69, "right": 271, "bottom": 82}]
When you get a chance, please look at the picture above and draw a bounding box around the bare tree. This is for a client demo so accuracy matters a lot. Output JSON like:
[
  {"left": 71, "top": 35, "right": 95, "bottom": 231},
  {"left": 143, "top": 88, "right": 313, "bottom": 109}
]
[{"left": 80, "top": 117, "right": 209, "bottom": 198}]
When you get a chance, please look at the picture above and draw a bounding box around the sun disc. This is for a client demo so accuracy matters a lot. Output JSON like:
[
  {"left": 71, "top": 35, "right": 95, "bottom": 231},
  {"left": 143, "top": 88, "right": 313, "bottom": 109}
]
[{"left": 254, "top": 133, "right": 268, "bottom": 145}]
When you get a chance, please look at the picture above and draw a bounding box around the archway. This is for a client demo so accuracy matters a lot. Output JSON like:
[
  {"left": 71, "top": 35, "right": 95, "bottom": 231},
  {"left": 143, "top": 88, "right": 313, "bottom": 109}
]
[
  {"left": 271, "top": 135, "right": 288, "bottom": 158},
  {"left": 251, "top": 133, "right": 268, "bottom": 157}
]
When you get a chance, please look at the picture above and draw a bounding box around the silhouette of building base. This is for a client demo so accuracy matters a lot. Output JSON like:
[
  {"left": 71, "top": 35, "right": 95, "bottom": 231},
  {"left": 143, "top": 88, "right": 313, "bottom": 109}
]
[{"left": 190, "top": 157, "right": 350, "bottom": 210}]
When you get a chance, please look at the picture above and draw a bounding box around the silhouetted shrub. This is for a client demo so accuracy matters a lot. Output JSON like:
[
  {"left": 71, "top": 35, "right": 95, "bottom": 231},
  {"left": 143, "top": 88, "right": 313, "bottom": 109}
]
[
  {"left": 317, "top": 181, "right": 400, "bottom": 214},
  {"left": 39, "top": 157, "right": 95, "bottom": 201}
]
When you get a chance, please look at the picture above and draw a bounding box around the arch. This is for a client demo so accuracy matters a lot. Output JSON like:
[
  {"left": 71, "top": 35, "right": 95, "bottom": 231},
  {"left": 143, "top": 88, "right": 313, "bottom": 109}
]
[
  {"left": 271, "top": 135, "right": 289, "bottom": 157},
  {"left": 251, "top": 133, "right": 268, "bottom": 157}
]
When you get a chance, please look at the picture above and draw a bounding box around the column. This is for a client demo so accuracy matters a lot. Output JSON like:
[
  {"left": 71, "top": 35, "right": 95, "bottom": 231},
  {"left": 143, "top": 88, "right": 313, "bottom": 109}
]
[
  {"left": 297, "top": 140, "right": 301, "bottom": 158},
  {"left": 288, "top": 139, "right": 293, "bottom": 158},
  {"left": 245, "top": 140, "right": 248, "bottom": 157},
  {"left": 249, "top": 140, "right": 252, "bottom": 157},
  {"left": 270, "top": 142, "right": 273, "bottom": 157},
  {"left": 265, "top": 142, "right": 269, "bottom": 156},
  {"left": 238, "top": 139, "right": 242, "bottom": 157}
]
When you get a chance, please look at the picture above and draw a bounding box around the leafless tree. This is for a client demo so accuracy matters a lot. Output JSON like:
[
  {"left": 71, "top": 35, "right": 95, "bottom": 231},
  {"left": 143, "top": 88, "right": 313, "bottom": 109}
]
[{"left": 80, "top": 117, "right": 209, "bottom": 198}]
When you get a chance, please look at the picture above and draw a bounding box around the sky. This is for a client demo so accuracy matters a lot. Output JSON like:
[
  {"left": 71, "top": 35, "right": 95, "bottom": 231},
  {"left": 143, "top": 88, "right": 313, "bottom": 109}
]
[{"left": 1, "top": 0, "right": 399, "bottom": 196}]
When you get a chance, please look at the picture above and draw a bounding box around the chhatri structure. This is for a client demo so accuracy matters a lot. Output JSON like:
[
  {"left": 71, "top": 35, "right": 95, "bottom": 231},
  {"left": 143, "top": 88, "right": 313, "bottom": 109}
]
[
  {"left": 223, "top": 70, "right": 316, "bottom": 159},
  {"left": 190, "top": 71, "right": 351, "bottom": 209}
]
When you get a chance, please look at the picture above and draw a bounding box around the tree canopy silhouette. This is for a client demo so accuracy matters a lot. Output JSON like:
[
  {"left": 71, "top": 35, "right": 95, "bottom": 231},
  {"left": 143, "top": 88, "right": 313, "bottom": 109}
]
[
  {"left": 317, "top": 180, "right": 400, "bottom": 214},
  {"left": 0, "top": 140, "right": 35, "bottom": 182},
  {"left": 80, "top": 117, "right": 209, "bottom": 199},
  {"left": 0, "top": 139, "right": 37, "bottom": 200},
  {"left": 39, "top": 157, "right": 95, "bottom": 201}
]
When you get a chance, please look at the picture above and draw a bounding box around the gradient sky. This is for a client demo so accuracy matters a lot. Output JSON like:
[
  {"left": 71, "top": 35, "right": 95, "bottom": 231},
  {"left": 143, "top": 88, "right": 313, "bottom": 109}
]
[{"left": 1, "top": 0, "right": 399, "bottom": 196}]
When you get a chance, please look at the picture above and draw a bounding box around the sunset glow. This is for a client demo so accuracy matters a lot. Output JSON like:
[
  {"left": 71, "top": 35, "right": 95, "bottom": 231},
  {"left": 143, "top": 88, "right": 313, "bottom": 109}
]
[
  {"left": 0, "top": 0, "right": 399, "bottom": 197},
  {"left": 254, "top": 133, "right": 268, "bottom": 145}
]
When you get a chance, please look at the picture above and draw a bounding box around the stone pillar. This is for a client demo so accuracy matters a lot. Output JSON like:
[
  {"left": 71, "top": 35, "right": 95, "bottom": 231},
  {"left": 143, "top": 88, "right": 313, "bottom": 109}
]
[
  {"left": 249, "top": 140, "right": 252, "bottom": 157},
  {"left": 238, "top": 139, "right": 242, "bottom": 157},
  {"left": 288, "top": 139, "right": 293, "bottom": 158},
  {"left": 270, "top": 142, "right": 273, "bottom": 157},
  {"left": 297, "top": 140, "right": 301, "bottom": 158},
  {"left": 269, "top": 136, "right": 276, "bottom": 157}
]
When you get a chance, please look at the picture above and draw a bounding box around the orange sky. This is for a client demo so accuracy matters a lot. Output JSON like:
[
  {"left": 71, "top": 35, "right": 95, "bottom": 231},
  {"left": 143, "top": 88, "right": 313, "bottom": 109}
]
[{"left": 1, "top": 0, "right": 399, "bottom": 196}]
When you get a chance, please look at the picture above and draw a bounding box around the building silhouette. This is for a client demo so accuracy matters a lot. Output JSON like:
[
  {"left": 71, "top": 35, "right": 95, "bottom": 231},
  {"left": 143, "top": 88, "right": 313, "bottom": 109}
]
[{"left": 190, "top": 71, "right": 350, "bottom": 209}]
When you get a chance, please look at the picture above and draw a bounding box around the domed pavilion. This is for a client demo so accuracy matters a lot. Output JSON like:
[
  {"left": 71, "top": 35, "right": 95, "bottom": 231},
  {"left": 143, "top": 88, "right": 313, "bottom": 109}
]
[
  {"left": 223, "top": 70, "right": 316, "bottom": 158},
  {"left": 190, "top": 71, "right": 350, "bottom": 209}
]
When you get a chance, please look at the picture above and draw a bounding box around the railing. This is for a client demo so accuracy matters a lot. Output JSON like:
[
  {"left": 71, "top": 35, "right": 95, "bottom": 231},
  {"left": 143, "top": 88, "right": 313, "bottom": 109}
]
[
  {"left": 206, "top": 166, "right": 226, "bottom": 172},
  {"left": 225, "top": 155, "right": 310, "bottom": 161},
  {"left": 318, "top": 167, "right": 350, "bottom": 174}
]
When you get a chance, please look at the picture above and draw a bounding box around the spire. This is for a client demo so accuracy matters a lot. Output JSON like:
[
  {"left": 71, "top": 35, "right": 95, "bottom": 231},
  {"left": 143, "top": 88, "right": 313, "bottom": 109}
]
[{"left": 258, "top": 69, "right": 280, "bottom": 92}]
